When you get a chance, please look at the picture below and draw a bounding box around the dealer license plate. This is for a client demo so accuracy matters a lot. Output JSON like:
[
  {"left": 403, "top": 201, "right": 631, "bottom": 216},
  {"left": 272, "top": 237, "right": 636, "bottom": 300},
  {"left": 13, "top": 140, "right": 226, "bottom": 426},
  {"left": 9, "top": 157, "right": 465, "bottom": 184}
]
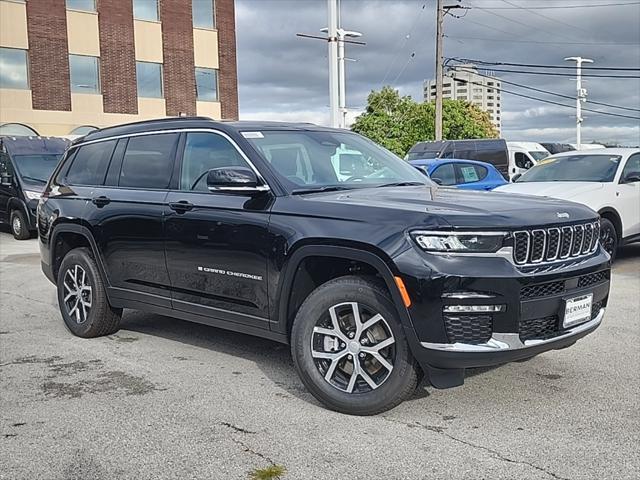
[{"left": 563, "top": 294, "right": 593, "bottom": 328}]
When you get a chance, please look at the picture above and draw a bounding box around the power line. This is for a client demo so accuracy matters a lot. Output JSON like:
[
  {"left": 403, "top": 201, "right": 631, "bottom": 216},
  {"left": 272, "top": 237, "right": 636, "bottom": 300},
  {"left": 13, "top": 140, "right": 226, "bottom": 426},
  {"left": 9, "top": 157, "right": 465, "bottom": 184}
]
[
  {"left": 450, "top": 66, "right": 640, "bottom": 112},
  {"left": 454, "top": 78, "right": 640, "bottom": 120},
  {"left": 448, "top": 35, "right": 639, "bottom": 46},
  {"left": 452, "top": 66, "right": 640, "bottom": 78},
  {"left": 471, "top": 1, "right": 640, "bottom": 9},
  {"left": 451, "top": 58, "right": 640, "bottom": 71},
  {"left": 496, "top": 0, "right": 593, "bottom": 37}
]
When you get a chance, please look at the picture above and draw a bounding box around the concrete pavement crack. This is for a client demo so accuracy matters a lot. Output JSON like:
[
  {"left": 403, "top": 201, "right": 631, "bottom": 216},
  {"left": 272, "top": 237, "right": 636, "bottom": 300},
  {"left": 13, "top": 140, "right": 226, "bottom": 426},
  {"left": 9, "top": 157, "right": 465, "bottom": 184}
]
[
  {"left": 230, "top": 437, "right": 276, "bottom": 467},
  {"left": 382, "top": 417, "right": 571, "bottom": 480}
]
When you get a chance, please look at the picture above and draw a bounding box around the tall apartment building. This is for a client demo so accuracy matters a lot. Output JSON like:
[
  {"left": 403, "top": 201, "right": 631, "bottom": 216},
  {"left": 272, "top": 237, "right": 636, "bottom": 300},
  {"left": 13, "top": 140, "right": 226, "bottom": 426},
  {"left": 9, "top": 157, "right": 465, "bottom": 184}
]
[
  {"left": 0, "top": 0, "right": 238, "bottom": 136},
  {"left": 424, "top": 64, "right": 502, "bottom": 133}
]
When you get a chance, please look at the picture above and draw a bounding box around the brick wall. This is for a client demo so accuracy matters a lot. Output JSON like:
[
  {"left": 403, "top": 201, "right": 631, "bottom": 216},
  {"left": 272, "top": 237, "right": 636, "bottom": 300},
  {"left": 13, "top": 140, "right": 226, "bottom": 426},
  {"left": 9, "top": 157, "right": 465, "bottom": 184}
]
[
  {"left": 98, "top": 0, "right": 138, "bottom": 114},
  {"left": 26, "top": 0, "right": 71, "bottom": 111},
  {"left": 215, "top": 0, "right": 239, "bottom": 120},
  {"left": 161, "top": 0, "right": 197, "bottom": 116}
]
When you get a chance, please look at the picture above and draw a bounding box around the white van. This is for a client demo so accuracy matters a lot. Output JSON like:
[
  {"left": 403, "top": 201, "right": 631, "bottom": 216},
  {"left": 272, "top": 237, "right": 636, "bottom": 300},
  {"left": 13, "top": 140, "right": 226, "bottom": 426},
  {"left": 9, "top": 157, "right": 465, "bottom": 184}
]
[{"left": 507, "top": 141, "right": 550, "bottom": 180}]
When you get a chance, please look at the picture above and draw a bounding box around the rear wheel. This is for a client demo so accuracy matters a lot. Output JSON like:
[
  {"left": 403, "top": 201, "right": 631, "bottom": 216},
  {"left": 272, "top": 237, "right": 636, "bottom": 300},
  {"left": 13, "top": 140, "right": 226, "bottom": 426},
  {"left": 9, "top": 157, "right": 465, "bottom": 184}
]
[
  {"left": 57, "top": 247, "right": 122, "bottom": 338},
  {"left": 599, "top": 218, "right": 618, "bottom": 261},
  {"left": 10, "top": 209, "right": 30, "bottom": 240},
  {"left": 291, "top": 276, "right": 418, "bottom": 415}
]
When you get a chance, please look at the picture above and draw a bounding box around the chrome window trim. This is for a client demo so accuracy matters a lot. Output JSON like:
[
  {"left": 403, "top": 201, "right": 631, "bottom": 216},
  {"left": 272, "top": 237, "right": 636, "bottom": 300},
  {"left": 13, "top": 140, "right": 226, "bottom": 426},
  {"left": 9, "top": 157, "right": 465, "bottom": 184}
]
[
  {"left": 70, "top": 128, "right": 271, "bottom": 191},
  {"left": 421, "top": 308, "right": 604, "bottom": 352}
]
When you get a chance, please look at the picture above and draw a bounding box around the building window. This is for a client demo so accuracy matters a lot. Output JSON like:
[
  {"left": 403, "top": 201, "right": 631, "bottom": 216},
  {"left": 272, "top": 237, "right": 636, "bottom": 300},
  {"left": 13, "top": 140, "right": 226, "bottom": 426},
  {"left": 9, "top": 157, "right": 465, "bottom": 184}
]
[
  {"left": 193, "top": 0, "right": 215, "bottom": 29},
  {"left": 136, "top": 61, "right": 163, "bottom": 98},
  {"left": 66, "top": 0, "right": 96, "bottom": 12},
  {"left": 195, "top": 67, "right": 218, "bottom": 101},
  {"left": 0, "top": 48, "right": 29, "bottom": 90},
  {"left": 69, "top": 55, "right": 100, "bottom": 94},
  {"left": 133, "top": 0, "right": 159, "bottom": 22}
]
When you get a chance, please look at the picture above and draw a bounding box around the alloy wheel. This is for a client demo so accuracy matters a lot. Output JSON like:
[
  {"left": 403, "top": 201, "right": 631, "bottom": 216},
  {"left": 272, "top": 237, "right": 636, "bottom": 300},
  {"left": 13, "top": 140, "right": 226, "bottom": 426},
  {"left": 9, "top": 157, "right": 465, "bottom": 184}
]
[
  {"left": 12, "top": 216, "right": 22, "bottom": 237},
  {"left": 600, "top": 224, "right": 616, "bottom": 256},
  {"left": 62, "top": 265, "right": 93, "bottom": 324},
  {"left": 311, "top": 302, "right": 395, "bottom": 393}
]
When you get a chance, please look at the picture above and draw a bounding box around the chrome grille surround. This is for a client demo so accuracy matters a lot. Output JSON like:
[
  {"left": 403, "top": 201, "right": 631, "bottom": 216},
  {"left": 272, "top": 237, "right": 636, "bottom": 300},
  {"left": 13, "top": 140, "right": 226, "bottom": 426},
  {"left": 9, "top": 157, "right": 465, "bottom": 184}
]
[{"left": 512, "top": 221, "right": 600, "bottom": 266}]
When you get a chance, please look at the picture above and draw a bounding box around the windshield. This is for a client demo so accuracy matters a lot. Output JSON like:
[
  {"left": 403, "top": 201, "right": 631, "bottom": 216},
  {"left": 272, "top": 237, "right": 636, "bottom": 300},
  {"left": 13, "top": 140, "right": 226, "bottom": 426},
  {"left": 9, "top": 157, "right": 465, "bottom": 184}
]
[
  {"left": 529, "top": 151, "right": 549, "bottom": 161},
  {"left": 13, "top": 154, "right": 62, "bottom": 183},
  {"left": 517, "top": 154, "right": 622, "bottom": 183},
  {"left": 244, "top": 130, "right": 430, "bottom": 192}
]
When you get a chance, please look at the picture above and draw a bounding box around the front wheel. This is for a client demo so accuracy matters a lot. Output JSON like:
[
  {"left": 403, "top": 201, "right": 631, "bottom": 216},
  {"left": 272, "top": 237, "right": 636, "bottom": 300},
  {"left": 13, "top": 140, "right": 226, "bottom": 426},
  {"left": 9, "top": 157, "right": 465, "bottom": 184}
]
[
  {"left": 599, "top": 218, "right": 618, "bottom": 261},
  {"left": 10, "top": 209, "right": 30, "bottom": 240},
  {"left": 291, "top": 276, "right": 418, "bottom": 415}
]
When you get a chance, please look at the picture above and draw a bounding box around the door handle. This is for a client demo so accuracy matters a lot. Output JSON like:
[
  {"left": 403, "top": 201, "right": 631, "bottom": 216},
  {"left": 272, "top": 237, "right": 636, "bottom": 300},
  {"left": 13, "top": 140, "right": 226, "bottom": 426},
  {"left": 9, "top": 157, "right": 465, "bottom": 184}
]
[
  {"left": 92, "top": 195, "right": 111, "bottom": 207},
  {"left": 169, "top": 201, "right": 194, "bottom": 213}
]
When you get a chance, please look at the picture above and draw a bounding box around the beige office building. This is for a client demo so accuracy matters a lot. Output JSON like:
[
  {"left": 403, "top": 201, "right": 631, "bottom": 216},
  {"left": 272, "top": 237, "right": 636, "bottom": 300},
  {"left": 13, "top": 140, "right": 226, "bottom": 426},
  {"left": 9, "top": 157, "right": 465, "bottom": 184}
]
[
  {"left": 424, "top": 64, "right": 502, "bottom": 133},
  {"left": 0, "top": 0, "right": 238, "bottom": 137}
]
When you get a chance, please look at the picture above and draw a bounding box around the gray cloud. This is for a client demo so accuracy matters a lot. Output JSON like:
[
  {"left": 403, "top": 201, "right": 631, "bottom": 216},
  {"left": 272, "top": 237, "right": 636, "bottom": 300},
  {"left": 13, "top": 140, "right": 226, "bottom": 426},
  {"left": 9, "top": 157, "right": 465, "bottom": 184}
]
[{"left": 236, "top": 0, "right": 640, "bottom": 145}]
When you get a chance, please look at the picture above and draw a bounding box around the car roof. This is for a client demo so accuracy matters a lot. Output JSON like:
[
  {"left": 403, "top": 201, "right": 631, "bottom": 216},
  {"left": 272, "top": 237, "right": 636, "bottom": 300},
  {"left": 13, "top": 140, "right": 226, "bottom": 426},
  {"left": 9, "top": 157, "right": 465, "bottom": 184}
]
[
  {"left": 549, "top": 147, "right": 639, "bottom": 157},
  {"left": 409, "top": 158, "right": 496, "bottom": 168},
  {"left": 76, "top": 117, "right": 343, "bottom": 144}
]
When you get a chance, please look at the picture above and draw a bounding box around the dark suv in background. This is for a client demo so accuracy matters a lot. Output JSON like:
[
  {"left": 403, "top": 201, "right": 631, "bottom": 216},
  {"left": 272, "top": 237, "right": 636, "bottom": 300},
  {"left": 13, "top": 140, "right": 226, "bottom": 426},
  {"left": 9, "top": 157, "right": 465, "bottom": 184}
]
[
  {"left": 38, "top": 118, "right": 610, "bottom": 415},
  {"left": 1, "top": 136, "right": 69, "bottom": 239}
]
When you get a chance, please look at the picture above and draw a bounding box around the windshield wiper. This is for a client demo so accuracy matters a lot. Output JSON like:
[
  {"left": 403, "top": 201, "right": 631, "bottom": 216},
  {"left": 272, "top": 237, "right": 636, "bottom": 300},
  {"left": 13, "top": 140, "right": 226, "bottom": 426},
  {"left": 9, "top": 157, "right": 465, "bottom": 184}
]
[
  {"left": 20, "top": 175, "right": 47, "bottom": 183},
  {"left": 291, "top": 185, "right": 352, "bottom": 195},
  {"left": 375, "top": 181, "right": 425, "bottom": 188}
]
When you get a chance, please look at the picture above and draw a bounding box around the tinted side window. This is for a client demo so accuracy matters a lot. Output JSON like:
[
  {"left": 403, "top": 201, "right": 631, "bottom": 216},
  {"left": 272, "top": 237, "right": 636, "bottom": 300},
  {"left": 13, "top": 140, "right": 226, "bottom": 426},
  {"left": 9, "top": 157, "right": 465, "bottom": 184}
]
[
  {"left": 180, "top": 132, "right": 247, "bottom": 191},
  {"left": 621, "top": 153, "right": 640, "bottom": 179},
  {"left": 457, "top": 163, "right": 488, "bottom": 183},
  {"left": 119, "top": 133, "right": 178, "bottom": 189},
  {"left": 66, "top": 140, "right": 116, "bottom": 186},
  {"left": 431, "top": 163, "right": 456, "bottom": 185}
]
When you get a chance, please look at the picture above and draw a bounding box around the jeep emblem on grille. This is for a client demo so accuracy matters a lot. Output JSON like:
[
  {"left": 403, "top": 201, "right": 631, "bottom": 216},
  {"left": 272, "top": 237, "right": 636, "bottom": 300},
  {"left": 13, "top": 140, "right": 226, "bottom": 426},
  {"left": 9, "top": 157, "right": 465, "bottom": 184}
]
[{"left": 557, "top": 212, "right": 570, "bottom": 218}]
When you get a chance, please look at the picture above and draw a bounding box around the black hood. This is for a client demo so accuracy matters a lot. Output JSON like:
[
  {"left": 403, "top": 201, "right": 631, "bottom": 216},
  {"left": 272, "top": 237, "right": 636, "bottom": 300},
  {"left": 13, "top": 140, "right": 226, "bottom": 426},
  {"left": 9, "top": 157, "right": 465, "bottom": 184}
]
[{"left": 301, "top": 185, "right": 598, "bottom": 229}]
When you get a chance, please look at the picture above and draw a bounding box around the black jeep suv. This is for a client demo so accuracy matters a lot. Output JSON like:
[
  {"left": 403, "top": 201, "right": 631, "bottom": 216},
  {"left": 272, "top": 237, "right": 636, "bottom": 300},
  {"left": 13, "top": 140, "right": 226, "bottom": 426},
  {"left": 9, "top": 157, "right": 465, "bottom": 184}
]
[{"left": 38, "top": 118, "right": 610, "bottom": 415}]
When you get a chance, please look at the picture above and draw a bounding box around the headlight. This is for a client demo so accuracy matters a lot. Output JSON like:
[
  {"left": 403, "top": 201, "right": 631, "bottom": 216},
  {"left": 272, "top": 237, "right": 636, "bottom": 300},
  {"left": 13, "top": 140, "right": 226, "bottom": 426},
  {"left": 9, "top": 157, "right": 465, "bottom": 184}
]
[
  {"left": 412, "top": 231, "right": 506, "bottom": 253},
  {"left": 24, "top": 190, "right": 41, "bottom": 200}
]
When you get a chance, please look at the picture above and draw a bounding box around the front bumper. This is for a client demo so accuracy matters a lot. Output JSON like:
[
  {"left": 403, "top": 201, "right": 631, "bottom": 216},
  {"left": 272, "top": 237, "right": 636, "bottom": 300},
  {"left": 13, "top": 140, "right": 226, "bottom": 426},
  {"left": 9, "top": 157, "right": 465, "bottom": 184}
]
[{"left": 393, "top": 243, "right": 610, "bottom": 386}]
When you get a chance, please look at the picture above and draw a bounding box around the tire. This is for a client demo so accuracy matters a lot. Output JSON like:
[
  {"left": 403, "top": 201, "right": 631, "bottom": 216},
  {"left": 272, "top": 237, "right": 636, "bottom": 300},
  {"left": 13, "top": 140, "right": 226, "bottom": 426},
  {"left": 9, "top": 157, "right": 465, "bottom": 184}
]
[
  {"left": 599, "top": 218, "right": 618, "bottom": 261},
  {"left": 10, "top": 209, "right": 30, "bottom": 240},
  {"left": 56, "top": 247, "right": 122, "bottom": 338},
  {"left": 291, "top": 275, "right": 419, "bottom": 415}
]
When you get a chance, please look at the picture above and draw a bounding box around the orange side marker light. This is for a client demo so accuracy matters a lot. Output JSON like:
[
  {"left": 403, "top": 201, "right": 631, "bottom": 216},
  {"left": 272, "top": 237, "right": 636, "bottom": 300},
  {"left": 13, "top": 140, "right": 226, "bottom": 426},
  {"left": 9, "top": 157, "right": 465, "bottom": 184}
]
[{"left": 394, "top": 276, "right": 412, "bottom": 308}]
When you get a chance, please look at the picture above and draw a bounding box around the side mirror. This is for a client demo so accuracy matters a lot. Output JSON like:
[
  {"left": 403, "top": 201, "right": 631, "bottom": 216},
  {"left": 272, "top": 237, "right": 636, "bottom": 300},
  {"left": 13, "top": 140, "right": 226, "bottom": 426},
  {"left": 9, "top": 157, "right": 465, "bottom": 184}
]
[
  {"left": 524, "top": 160, "right": 533, "bottom": 170},
  {"left": 622, "top": 171, "right": 640, "bottom": 184},
  {"left": 432, "top": 177, "right": 444, "bottom": 185},
  {"left": 511, "top": 173, "right": 522, "bottom": 182},
  {"left": 206, "top": 167, "right": 269, "bottom": 194},
  {"left": 1, "top": 174, "right": 13, "bottom": 187}
]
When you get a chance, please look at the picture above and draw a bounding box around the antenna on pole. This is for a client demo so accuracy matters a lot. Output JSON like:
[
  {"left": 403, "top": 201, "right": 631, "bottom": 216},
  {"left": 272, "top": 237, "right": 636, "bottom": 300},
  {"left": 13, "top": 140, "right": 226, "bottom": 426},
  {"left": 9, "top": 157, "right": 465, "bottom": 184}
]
[{"left": 565, "top": 56, "right": 594, "bottom": 149}]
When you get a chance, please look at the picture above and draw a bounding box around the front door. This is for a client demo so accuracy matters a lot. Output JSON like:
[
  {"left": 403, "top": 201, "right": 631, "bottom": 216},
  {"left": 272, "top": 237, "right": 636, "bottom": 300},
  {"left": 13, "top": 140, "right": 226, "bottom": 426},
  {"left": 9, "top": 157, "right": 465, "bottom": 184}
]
[
  {"left": 164, "top": 131, "right": 273, "bottom": 329},
  {"left": 616, "top": 153, "right": 640, "bottom": 238}
]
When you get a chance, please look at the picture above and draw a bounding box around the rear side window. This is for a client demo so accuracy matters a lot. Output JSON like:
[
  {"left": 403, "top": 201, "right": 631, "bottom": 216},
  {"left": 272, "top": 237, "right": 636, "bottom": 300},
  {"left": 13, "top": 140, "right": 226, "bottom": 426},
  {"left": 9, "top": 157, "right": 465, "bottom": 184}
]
[
  {"left": 119, "top": 133, "right": 178, "bottom": 189},
  {"left": 65, "top": 140, "right": 116, "bottom": 186},
  {"left": 457, "top": 163, "right": 488, "bottom": 183}
]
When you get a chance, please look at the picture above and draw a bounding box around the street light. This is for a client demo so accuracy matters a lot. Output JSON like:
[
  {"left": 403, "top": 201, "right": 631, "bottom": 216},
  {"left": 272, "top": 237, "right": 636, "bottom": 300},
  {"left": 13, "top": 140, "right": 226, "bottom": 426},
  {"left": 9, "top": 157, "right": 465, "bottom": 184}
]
[
  {"left": 321, "top": 27, "right": 363, "bottom": 128},
  {"left": 565, "top": 56, "right": 594, "bottom": 149}
]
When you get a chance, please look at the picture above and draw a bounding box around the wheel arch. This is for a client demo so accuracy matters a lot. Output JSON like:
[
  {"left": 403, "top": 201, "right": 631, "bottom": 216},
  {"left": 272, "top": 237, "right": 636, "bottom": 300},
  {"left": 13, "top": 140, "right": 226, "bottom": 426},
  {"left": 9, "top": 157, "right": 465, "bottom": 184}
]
[
  {"left": 598, "top": 207, "right": 623, "bottom": 240},
  {"left": 7, "top": 197, "right": 28, "bottom": 216},
  {"left": 276, "top": 244, "right": 413, "bottom": 339},
  {"left": 50, "top": 224, "right": 110, "bottom": 288}
]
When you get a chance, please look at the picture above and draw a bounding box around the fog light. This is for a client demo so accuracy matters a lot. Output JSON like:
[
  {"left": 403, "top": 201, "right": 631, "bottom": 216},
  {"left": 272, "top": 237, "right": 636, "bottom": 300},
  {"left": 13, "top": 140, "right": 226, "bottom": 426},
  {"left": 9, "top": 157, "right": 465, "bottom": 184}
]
[{"left": 443, "top": 305, "right": 505, "bottom": 313}]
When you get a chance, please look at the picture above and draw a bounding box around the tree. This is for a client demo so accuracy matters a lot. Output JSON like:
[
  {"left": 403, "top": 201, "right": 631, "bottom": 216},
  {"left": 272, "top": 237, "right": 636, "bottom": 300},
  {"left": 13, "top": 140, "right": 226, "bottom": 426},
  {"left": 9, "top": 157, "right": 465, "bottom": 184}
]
[{"left": 351, "top": 86, "right": 499, "bottom": 157}]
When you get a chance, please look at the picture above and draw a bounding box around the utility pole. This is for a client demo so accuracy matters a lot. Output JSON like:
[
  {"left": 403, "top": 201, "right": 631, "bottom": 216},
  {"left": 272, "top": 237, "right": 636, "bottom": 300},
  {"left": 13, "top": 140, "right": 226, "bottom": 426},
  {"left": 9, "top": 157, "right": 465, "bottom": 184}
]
[
  {"left": 435, "top": 0, "right": 444, "bottom": 141},
  {"left": 435, "top": 2, "right": 465, "bottom": 141},
  {"left": 327, "top": 0, "right": 339, "bottom": 128},
  {"left": 565, "top": 56, "right": 594, "bottom": 149}
]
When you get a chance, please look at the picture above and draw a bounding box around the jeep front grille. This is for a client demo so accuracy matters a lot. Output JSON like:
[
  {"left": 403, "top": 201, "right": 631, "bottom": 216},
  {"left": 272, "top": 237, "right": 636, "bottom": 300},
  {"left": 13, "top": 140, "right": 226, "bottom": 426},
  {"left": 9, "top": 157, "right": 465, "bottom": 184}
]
[{"left": 513, "top": 221, "right": 599, "bottom": 266}]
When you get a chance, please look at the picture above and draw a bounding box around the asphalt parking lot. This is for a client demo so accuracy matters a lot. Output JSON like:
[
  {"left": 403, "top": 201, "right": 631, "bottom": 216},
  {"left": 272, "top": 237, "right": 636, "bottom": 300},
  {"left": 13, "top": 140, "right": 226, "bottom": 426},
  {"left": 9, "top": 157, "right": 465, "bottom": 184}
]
[{"left": 0, "top": 231, "right": 638, "bottom": 480}]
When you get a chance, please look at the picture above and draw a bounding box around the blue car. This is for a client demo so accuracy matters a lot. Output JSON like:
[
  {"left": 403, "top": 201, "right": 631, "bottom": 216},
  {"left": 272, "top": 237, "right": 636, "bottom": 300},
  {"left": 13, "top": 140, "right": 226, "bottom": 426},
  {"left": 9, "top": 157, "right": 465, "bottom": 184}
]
[{"left": 409, "top": 158, "right": 508, "bottom": 191}]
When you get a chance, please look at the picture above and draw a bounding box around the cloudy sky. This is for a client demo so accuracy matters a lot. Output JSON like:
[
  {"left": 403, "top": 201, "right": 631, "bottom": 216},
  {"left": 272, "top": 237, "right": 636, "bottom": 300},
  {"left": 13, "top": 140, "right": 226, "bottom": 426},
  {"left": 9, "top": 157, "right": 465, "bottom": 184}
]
[{"left": 235, "top": 0, "right": 640, "bottom": 145}]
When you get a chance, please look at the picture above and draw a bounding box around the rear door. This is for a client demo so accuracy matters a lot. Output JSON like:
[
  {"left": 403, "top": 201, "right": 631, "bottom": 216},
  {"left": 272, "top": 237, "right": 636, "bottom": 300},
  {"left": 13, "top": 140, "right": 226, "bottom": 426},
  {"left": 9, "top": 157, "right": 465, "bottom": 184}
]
[
  {"left": 87, "top": 133, "right": 179, "bottom": 307},
  {"left": 164, "top": 131, "right": 272, "bottom": 329},
  {"left": 0, "top": 151, "right": 17, "bottom": 223}
]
